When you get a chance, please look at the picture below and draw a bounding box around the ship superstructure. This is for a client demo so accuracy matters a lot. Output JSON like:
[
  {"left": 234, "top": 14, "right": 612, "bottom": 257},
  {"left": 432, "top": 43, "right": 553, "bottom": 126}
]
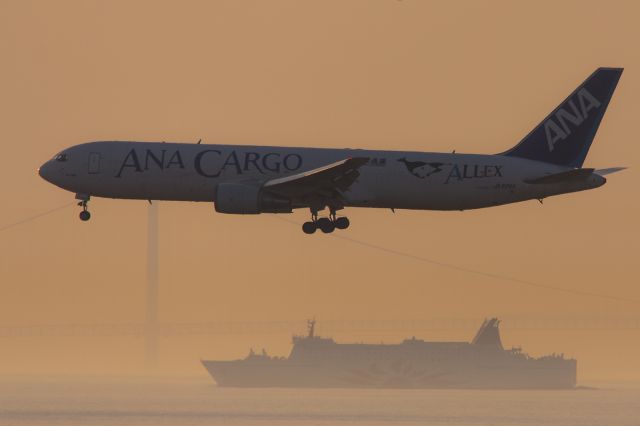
[{"left": 202, "top": 318, "right": 576, "bottom": 389}]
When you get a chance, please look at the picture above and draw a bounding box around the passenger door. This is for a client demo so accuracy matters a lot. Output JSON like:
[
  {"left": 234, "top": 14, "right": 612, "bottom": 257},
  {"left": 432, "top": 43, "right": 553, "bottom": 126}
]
[{"left": 88, "top": 152, "right": 101, "bottom": 174}]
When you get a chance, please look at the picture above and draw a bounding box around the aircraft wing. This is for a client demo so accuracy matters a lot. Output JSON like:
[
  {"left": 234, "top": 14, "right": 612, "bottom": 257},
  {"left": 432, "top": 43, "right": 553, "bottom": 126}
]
[{"left": 264, "top": 157, "right": 369, "bottom": 198}]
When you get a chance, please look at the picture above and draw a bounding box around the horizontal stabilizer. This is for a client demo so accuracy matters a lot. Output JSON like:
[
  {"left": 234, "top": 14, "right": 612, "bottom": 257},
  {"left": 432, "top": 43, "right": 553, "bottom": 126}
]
[
  {"left": 524, "top": 168, "right": 595, "bottom": 184},
  {"left": 595, "top": 167, "right": 627, "bottom": 176}
]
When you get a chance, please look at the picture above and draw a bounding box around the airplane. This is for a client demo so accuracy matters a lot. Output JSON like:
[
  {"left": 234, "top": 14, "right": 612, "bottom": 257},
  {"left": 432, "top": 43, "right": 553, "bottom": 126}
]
[{"left": 39, "top": 67, "right": 625, "bottom": 234}]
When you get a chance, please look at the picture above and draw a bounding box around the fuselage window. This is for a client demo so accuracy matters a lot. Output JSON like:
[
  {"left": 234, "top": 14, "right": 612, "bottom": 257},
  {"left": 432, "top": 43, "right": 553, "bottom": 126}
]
[{"left": 55, "top": 154, "right": 68, "bottom": 162}]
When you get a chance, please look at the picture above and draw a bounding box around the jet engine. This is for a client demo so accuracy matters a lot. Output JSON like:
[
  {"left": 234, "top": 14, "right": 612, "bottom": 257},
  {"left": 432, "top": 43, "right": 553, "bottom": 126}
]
[{"left": 214, "top": 183, "right": 292, "bottom": 214}]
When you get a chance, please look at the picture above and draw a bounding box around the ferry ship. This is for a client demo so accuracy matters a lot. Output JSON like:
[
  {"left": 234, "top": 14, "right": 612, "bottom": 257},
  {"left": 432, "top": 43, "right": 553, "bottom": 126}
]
[{"left": 202, "top": 318, "right": 576, "bottom": 389}]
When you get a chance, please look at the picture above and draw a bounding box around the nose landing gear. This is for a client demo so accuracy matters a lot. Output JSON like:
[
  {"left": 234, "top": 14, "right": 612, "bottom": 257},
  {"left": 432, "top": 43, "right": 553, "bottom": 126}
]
[
  {"left": 76, "top": 194, "right": 91, "bottom": 221},
  {"left": 301, "top": 208, "right": 350, "bottom": 234},
  {"left": 79, "top": 209, "right": 91, "bottom": 221}
]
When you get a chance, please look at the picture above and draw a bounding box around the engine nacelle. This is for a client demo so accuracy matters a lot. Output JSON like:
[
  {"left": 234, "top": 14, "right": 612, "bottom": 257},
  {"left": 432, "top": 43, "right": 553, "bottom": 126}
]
[{"left": 214, "top": 183, "right": 292, "bottom": 214}]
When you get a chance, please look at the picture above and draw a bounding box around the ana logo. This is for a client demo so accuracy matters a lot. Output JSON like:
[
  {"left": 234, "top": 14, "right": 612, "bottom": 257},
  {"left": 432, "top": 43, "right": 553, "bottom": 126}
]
[
  {"left": 544, "top": 88, "right": 601, "bottom": 152},
  {"left": 397, "top": 158, "right": 447, "bottom": 178}
]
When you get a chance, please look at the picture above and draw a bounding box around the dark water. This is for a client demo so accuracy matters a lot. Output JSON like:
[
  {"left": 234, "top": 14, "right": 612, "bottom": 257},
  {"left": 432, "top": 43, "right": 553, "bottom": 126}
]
[{"left": 1, "top": 377, "right": 638, "bottom": 425}]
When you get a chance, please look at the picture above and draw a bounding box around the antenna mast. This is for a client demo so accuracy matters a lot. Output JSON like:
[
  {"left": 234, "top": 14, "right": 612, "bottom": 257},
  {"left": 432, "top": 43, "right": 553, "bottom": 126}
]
[{"left": 146, "top": 202, "right": 159, "bottom": 366}]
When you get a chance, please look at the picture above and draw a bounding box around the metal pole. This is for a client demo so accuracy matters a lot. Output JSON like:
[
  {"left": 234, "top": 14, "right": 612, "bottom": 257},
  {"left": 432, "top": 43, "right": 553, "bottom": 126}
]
[{"left": 146, "top": 202, "right": 159, "bottom": 366}]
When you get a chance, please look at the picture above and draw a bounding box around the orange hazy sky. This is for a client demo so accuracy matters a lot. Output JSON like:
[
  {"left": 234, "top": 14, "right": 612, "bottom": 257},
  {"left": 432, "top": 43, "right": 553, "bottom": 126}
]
[{"left": 0, "top": 0, "right": 638, "bottom": 380}]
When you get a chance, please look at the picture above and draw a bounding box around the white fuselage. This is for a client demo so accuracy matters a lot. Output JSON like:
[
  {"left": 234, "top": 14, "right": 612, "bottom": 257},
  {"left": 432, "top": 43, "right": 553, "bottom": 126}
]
[{"left": 39, "top": 141, "right": 605, "bottom": 211}]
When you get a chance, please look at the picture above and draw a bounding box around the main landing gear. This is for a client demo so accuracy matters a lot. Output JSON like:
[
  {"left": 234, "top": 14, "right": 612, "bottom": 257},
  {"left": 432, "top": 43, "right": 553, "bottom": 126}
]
[
  {"left": 302, "top": 208, "right": 350, "bottom": 235},
  {"left": 76, "top": 194, "right": 91, "bottom": 221}
]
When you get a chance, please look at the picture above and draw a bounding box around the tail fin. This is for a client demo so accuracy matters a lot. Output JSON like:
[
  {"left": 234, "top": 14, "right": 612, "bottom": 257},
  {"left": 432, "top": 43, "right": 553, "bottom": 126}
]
[{"left": 501, "top": 68, "right": 623, "bottom": 167}]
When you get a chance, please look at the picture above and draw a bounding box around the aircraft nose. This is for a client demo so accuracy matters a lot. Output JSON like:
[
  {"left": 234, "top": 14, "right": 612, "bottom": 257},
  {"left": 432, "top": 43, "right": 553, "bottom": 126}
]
[{"left": 38, "top": 160, "right": 54, "bottom": 183}]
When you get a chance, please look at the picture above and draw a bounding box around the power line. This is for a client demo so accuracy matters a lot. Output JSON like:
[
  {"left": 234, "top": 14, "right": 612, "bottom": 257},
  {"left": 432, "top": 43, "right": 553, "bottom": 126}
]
[
  {"left": 2, "top": 204, "right": 635, "bottom": 305},
  {"left": 275, "top": 216, "right": 639, "bottom": 305},
  {"left": 0, "top": 202, "right": 74, "bottom": 234},
  {"left": 1, "top": 317, "right": 640, "bottom": 338}
]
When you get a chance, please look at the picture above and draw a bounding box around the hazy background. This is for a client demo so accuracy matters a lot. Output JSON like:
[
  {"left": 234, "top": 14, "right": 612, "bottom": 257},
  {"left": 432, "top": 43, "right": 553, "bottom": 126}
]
[{"left": 0, "top": 0, "right": 638, "bottom": 382}]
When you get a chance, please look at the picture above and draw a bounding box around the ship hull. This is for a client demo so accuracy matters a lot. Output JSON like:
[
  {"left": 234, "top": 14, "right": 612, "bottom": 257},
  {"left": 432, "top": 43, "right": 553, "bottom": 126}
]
[
  {"left": 202, "top": 318, "right": 577, "bottom": 389},
  {"left": 202, "top": 358, "right": 576, "bottom": 389}
]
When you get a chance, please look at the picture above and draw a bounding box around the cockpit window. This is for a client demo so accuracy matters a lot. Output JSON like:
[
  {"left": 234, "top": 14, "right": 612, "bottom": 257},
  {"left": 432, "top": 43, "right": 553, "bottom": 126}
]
[{"left": 55, "top": 153, "right": 68, "bottom": 162}]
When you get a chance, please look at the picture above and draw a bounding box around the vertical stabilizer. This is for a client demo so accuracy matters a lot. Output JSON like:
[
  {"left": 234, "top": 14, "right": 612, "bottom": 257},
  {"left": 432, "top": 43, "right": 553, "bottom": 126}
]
[{"left": 501, "top": 68, "right": 623, "bottom": 167}]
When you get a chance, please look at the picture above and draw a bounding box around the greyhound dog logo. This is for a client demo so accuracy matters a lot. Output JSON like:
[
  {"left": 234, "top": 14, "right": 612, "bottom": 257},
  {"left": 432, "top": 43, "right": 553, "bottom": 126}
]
[{"left": 398, "top": 158, "right": 447, "bottom": 179}]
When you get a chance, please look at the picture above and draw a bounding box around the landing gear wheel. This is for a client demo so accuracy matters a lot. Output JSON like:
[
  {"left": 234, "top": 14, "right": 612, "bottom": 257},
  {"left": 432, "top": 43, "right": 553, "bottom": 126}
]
[
  {"left": 76, "top": 194, "right": 91, "bottom": 222},
  {"left": 334, "top": 217, "right": 350, "bottom": 230},
  {"left": 302, "top": 221, "right": 317, "bottom": 234},
  {"left": 317, "top": 217, "right": 335, "bottom": 233}
]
